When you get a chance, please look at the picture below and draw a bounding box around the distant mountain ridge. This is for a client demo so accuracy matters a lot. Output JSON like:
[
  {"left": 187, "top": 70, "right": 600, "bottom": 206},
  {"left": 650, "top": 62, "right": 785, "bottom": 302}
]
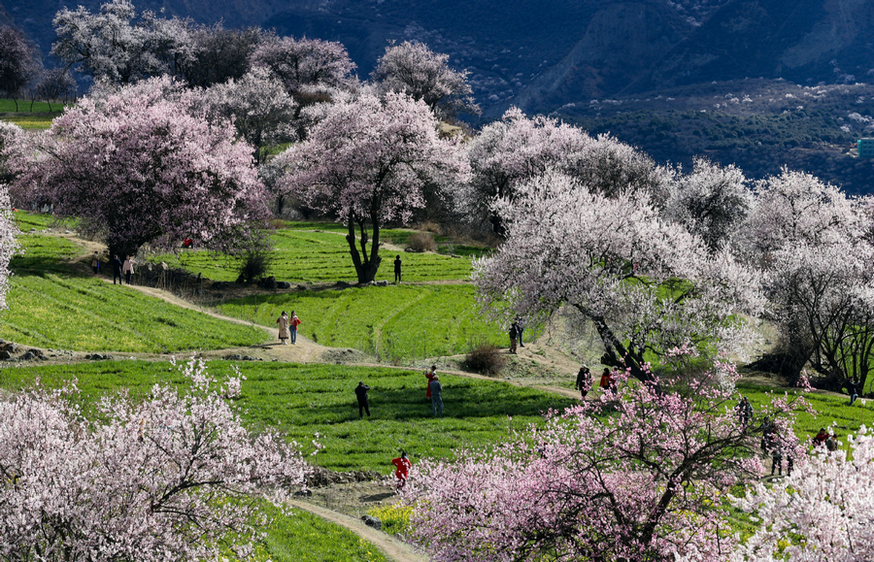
[{"left": 3, "top": 0, "right": 873, "bottom": 118}]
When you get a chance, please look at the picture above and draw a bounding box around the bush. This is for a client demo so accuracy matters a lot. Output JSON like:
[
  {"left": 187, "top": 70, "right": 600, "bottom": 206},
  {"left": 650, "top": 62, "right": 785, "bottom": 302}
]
[
  {"left": 366, "top": 503, "right": 413, "bottom": 536},
  {"left": 237, "top": 247, "right": 273, "bottom": 283},
  {"left": 407, "top": 232, "right": 437, "bottom": 252},
  {"left": 463, "top": 343, "right": 506, "bottom": 376}
]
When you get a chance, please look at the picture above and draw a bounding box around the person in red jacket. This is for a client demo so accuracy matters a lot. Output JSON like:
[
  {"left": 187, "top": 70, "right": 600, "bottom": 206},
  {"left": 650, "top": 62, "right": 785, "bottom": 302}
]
[
  {"left": 424, "top": 365, "right": 437, "bottom": 399},
  {"left": 392, "top": 452, "right": 412, "bottom": 490}
]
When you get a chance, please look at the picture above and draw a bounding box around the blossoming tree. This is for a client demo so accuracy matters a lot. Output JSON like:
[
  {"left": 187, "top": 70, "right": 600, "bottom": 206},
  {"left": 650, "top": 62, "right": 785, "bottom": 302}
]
[
  {"left": 731, "top": 427, "right": 874, "bottom": 562},
  {"left": 278, "top": 91, "right": 468, "bottom": 283},
  {"left": 0, "top": 357, "right": 310, "bottom": 561},
  {"left": 6, "top": 76, "right": 269, "bottom": 257},
  {"left": 404, "top": 358, "right": 802, "bottom": 562},
  {"left": 473, "top": 169, "right": 762, "bottom": 381},
  {"left": 371, "top": 40, "right": 479, "bottom": 119}
]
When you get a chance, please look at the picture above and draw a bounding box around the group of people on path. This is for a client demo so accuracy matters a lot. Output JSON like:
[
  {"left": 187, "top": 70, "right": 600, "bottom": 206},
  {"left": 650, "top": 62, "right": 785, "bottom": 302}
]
[
  {"left": 275, "top": 311, "right": 302, "bottom": 345},
  {"left": 352, "top": 365, "right": 445, "bottom": 421},
  {"left": 91, "top": 252, "right": 136, "bottom": 285},
  {"left": 575, "top": 365, "right": 620, "bottom": 398}
]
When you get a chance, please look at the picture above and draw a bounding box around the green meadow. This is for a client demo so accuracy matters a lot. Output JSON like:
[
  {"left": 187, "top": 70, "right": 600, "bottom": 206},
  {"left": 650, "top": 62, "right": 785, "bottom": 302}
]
[
  {"left": 219, "top": 284, "right": 507, "bottom": 360},
  {"left": 150, "top": 222, "right": 483, "bottom": 284},
  {"left": 0, "top": 360, "right": 577, "bottom": 473}
]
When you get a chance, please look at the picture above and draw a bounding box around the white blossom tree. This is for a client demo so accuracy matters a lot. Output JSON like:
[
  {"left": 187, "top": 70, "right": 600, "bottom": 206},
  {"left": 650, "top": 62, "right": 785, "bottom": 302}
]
[
  {"left": 249, "top": 36, "right": 356, "bottom": 94},
  {"left": 473, "top": 169, "right": 762, "bottom": 381},
  {"left": 277, "top": 91, "right": 468, "bottom": 283},
  {"left": 731, "top": 427, "right": 874, "bottom": 562},
  {"left": 371, "top": 41, "right": 479, "bottom": 119},
  {"left": 199, "top": 67, "right": 297, "bottom": 163},
  {"left": 739, "top": 169, "right": 874, "bottom": 388}
]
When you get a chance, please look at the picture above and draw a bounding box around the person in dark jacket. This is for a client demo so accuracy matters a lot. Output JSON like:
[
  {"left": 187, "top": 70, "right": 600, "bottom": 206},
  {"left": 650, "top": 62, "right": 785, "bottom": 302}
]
[
  {"left": 429, "top": 375, "right": 443, "bottom": 416},
  {"left": 575, "top": 365, "right": 591, "bottom": 399},
  {"left": 110, "top": 254, "right": 123, "bottom": 284},
  {"left": 509, "top": 322, "right": 519, "bottom": 354},
  {"left": 355, "top": 381, "right": 371, "bottom": 418},
  {"left": 394, "top": 255, "right": 402, "bottom": 283},
  {"left": 846, "top": 378, "right": 860, "bottom": 406}
]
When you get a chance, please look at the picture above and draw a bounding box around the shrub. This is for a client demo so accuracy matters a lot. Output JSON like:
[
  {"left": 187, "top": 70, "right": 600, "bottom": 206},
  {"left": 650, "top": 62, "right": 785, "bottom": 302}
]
[
  {"left": 463, "top": 343, "right": 506, "bottom": 376},
  {"left": 407, "top": 232, "right": 437, "bottom": 252},
  {"left": 367, "top": 503, "right": 413, "bottom": 536},
  {"left": 237, "top": 246, "right": 273, "bottom": 283},
  {"left": 417, "top": 221, "right": 442, "bottom": 234}
]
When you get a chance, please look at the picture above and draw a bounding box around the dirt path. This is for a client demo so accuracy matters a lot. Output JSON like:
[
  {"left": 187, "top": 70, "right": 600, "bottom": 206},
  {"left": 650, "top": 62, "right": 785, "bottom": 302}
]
[{"left": 287, "top": 499, "right": 429, "bottom": 562}]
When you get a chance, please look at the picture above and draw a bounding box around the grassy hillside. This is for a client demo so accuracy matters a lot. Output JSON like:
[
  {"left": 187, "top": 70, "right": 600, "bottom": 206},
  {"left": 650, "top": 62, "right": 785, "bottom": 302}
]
[
  {"left": 218, "top": 284, "right": 507, "bottom": 361},
  {"left": 1, "top": 212, "right": 267, "bottom": 352}
]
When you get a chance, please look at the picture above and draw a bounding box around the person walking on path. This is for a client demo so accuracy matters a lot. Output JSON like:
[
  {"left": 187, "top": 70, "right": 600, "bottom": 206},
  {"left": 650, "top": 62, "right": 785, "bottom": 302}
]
[
  {"left": 355, "top": 381, "right": 371, "bottom": 418},
  {"left": 91, "top": 252, "right": 100, "bottom": 275},
  {"left": 290, "top": 311, "right": 301, "bottom": 344},
  {"left": 276, "top": 311, "right": 290, "bottom": 345},
  {"left": 122, "top": 255, "right": 135, "bottom": 285},
  {"left": 424, "top": 365, "right": 437, "bottom": 399},
  {"left": 429, "top": 375, "right": 443, "bottom": 416},
  {"left": 392, "top": 452, "right": 412, "bottom": 491},
  {"left": 394, "top": 255, "right": 402, "bottom": 283},
  {"left": 110, "top": 254, "right": 123, "bottom": 284},
  {"left": 599, "top": 368, "right": 613, "bottom": 391},
  {"left": 576, "top": 365, "right": 591, "bottom": 399},
  {"left": 508, "top": 322, "right": 519, "bottom": 354},
  {"left": 515, "top": 315, "right": 525, "bottom": 347}
]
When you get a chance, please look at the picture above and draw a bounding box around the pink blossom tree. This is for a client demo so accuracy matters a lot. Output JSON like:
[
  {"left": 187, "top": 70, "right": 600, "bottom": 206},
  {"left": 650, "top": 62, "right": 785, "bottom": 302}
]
[
  {"left": 473, "top": 169, "right": 762, "bottom": 381},
  {"left": 249, "top": 36, "right": 356, "bottom": 94},
  {"left": 277, "top": 91, "right": 468, "bottom": 283},
  {"left": 371, "top": 40, "right": 479, "bottom": 119},
  {"left": 731, "top": 427, "right": 874, "bottom": 561},
  {"left": 5, "top": 76, "right": 269, "bottom": 258},
  {"left": 403, "top": 359, "right": 802, "bottom": 562},
  {"left": 0, "top": 357, "right": 310, "bottom": 562}
]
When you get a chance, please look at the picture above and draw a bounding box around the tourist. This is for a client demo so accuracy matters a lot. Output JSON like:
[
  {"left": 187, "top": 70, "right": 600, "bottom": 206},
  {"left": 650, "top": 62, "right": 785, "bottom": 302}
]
[
  {"left": 355, "top": 381, "right": 371, "bottom": 418},
  {"left": 91, "top": 251, "right": 100, "bottom": 275},
  {"left": 276, "top": 311, "right": 290, "bottom": 345},
  {"left": 429, "top": 375, "right": 443, "bottom": 416},
  {"left": 509, "top": 321, "right": 519, "bottom": 354},
  {"left": 290, "top": 310, "right": 301, "bottom": 344},
  {"left": 425, "top": 365, "right": 437, "bottom": 400},
  {"left": 110, "top": 254, "right": 123, "bottom": 284},
  {"left": 575, "top": 364, "right": 591, "bottom": 399},
  {"left": 392, "top": 451, "right": 412, "bottom": 490},
  {"left": 122, "top": 255, "right": 135, "bottom": 285},
  {"left": 394, "top": 255, "right": 402, "bottom": 283},
  {"left": 515, "top": 315, "right": 525, "bottom": 347}
]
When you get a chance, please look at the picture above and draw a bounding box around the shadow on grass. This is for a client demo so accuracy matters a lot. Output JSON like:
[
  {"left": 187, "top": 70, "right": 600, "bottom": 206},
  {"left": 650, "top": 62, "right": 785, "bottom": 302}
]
[{"left": 10, "top": 255, "right": 83, "bottom": 275}]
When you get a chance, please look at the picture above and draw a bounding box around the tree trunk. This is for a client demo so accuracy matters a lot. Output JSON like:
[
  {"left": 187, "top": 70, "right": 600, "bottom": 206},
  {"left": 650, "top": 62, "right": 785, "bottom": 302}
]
[{"left": 345, "top": 216, "right": 382, "bottom": 284}]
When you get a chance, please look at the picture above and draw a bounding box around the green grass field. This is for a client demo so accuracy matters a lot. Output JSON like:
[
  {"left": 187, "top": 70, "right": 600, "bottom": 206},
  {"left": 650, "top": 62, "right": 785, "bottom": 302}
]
[
  {"left": 150, "top": 222, "right": 480, "bottom": 284},
  {"left": 0, "top": 360, "right": 578, "bottom": 473},
  {"left": 255, "top": 502, "right": 388, "bottom": 562},
  {"left": 2, "top": 212, "right": 267, "bottom": 352},
  {"left": 218, "top": 284, "right": 507, "bottom": 360},
  {"left": 0, "top": 99, "right": 63, "bottom": 129}
]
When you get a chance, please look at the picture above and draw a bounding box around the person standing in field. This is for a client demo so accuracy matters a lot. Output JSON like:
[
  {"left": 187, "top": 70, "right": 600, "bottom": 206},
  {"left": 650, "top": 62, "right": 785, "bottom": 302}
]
[
  {"left": 392, "top": 451, "right": 412, "bottom": 490},
  {"left": 429, "top": 375, "right": 443, "bottom": 416},
  {"left": 276, "top": 311, "right": 290, "bottom": 345},
  {"left": 91, "top": 251, "right": 100, "bottom": 275},
  {"left": 355, "top": 381, "right": 371, "bottom": 418},
  {"left": 290, "top": 311, "right": 301, "bottom": 344},
  {"left": 394, "top": 255, "right": 402, "bottom": 283},
  {"left": 110, "top": 254, "right": 123, "bottom": 284},
  {"left": 122, "top": 255, "right": 135, "bottom": 285},
  {"left": 424, "top": 365, "right": 437, "bottom": 400},
  {"left": 508, "top": 321, "right": 519, "bottom": 354}
]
